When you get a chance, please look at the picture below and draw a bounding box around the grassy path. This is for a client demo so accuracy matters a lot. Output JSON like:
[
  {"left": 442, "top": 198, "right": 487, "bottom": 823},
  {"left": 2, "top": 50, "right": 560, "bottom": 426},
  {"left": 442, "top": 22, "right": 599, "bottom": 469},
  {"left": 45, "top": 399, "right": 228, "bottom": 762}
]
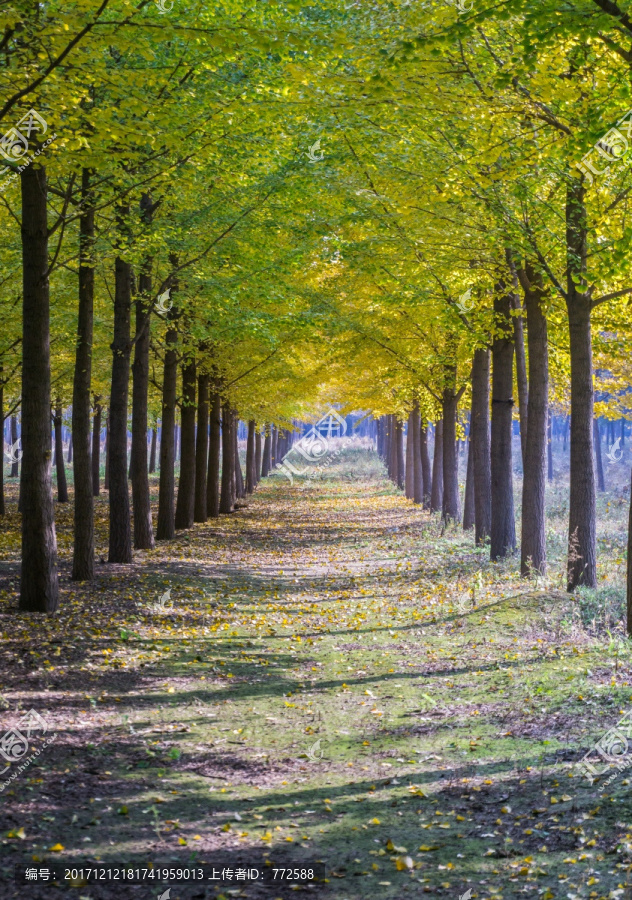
[{"left": 1, "top": 449, "right": 632, "bottom": 899}]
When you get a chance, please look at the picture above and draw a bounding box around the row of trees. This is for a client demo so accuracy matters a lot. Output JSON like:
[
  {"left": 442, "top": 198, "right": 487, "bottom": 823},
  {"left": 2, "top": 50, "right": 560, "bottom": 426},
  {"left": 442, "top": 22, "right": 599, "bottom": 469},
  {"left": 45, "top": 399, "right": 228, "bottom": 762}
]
[{"left": 3, "top": 0, "right": 632, "bottom": 622}]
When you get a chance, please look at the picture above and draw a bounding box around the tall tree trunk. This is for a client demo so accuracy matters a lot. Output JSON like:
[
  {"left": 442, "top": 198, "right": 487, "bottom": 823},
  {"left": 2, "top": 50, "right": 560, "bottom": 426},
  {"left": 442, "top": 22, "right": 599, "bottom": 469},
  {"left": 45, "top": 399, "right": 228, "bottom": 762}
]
[
  {"left": 566, "top": 179, "right": 596, "bottom": 589},
  {"left": 430, "top": 420, "right": 443, "bottom": 512},
  {"left": 420, "top": 419, "right": 432, "bottom": 508},
  {"left": 10, "top": 415, "right": 18, "bottom": 478},
  {"left": 547, "top": 412, "right": 553, "bottom": 482},
  {"left": 412, "top": 401, "right": 423, "bottom": 504},
  {"left": 563, "top": 415, "right": 569, "bottom": 452},
  {"left": 130, "top": 251, "right": 155, "bottom": 549},
  {"left": 108, "top": 227, "right": 133, "bottom": 564},
  {"left": 463, "top": 437, "right": 475, "bottom": 530},
  {"left": 405, "top": 411, "right": 414, "bottom": 499},
  {"left": 53, "top": 400, "right": 68, "bottom": 503},
  {"left": 246, "top": 420, "right": 256, "bottom": 493},
  {"left": 92, "top": 398, "right": 101, "bottom": 497},
  {"left": 471, "top": 348, "right": 491, "bottom": 546},
  {"left": 194, "top": 372, "right": 209, "bottom": 522},
  {"left": 234, "top": 415, "right": 245, "bottom": 499},
  {"left": 490, "top": 288, "right": 516, "bottom": 560},
  {"left": 512, "top": 294, "right": 528, "bottom": 469},
  {"left": 271, "top": 425, "right": 278, "bottom": 469},
  {"left": 520, "top": 268, "right": 548, "bottom": 576},
  {"left": 255, "top": 429, "right": 262, "bottom": 486},
  {"left": 396, "top": 418, "right": 405, "bottom": 489},
  {"left": 19, "top": 164, "right": 58, "bottom": 612},
  {"left": 442, "top": 359, "right": 462, "bottom": 523},
  {"left": 104, "top": 410, "right": 110, "bottom": 490},
  {"left": 156, "top": 323, "right": 178, "bottom": 540},
  {"left": 261, "top": 426, "right": 271, "bottom": 477},
  {"left": 67, "top": 434, "right": 72, "bottom": 463},
  {"left": 220, "top": 401, "right": 234, "bottom": 513},
  {"left": 594, "top": 418, "right": 605, "bottom": 493},
  {"left": 175, "top": 360, "right": 196, "bottom": 529},
  {"left": 207, "top": 387, "right": 221, "bottom": 517},
  {"left": 149, "top": 427, "right": 157, "bottom": 473}
]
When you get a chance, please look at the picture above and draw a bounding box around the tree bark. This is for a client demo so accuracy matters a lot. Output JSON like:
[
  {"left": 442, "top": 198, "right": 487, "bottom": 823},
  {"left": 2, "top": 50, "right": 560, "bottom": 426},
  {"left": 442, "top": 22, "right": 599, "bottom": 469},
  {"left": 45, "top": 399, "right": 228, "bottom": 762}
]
[
  {"left": 396, "top": 418, "right": 405, "bottom": 489},
  {"left": 594, "top": 418, "right": 605, "bottom": 493},
  {"left": 255, "top": 428, "right": 262, "bottom": 486},
  {"left": 430, "top": 420, "right": 443, "bottom": 512},
  {"left": 53, "top": 400, "right": 68, "bottom": 503},
  {"left": 246, "top": 420, "right": 256, "bottom": 493},
  {"left": 512, "top": 293, "right": 528, "bottom": 469},
  {"left": 442, "top": 361, "right": 461, "bottom": 523},
  {"left": 463, "top": 436, "right": 475, "bottom": 530},
  {"left": 234, "top": 414, "right": 245, "bottom": 499},
  {"left": 412, "top": 401, "right": 423, "bottom": 504},
  {"left": 220, "top": 401, "right": 234, "bottom": 513},
  {"left": 271, "top": 425, "right": 278, "bottom": 469},
  {"left": 130, "top": 256, "right": 155, "bottom": 549},
  {"left": 547, "top": 411, "right": 553, "bottom": 481},
  {"left": 67, "top": 434, "right": 72, "bottom": 463},
  {"left": 104, "top": 410, "right": 110, "bottom": 490},
  {"left": 10, "top": 415, "right": 18, "bottom": 478},
  {"left": 420, "top": 419, "right": 432, "bottom": 508},
  {"left": 520, "top": 267, "right": 548, "bottom": 576},
  {"left": 92, "top": 397, "right": 101, "bottom": 496},
  {"left": 261, "top": 426, "right": 271, "bottom": 477},
  {"left": 471, "top": 348, "right": 491, "bottom": 546},
  {"left": 108, "top": 227, "right": 133, "bottom": 564},
  {"left": 149, "top": 427, "right": 157, "bottom": 473},
  {"left": 175, "top": 360, "right": 196, "bottom": 529},
  {"left": 19, "top": 164, "right": 58, "bottom": 612},
  {"left": 207, "top": 387, "right": 221, "bottom": 517},
  {"left": 566, "top": 179, "right": 596, "bottom": 589},
  {"left": 490, "top": 288, "right": 516, "bottom": 560},
  {"left": 156, "top": 323, "right": 178, "bottom": 540},
  {"left": 194, "top": 372, "right": 209, "bottom": 522},
  {"left": 405, "top": 411, "right": 414, "bottom": 499}
]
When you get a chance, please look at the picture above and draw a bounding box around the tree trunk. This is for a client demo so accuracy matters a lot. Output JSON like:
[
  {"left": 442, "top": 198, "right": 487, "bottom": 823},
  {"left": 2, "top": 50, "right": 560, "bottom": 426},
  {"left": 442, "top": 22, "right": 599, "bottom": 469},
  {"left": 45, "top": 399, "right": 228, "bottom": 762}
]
[
  {"left": 246, "top": 420, "right": 256, "bottom": 493},
  {"left": 234, "top": 415, "right": 245, "bottom": 499},
  {"left": 420, "top": 419, "right": 432, "bottom": 508},
  {"left": 471, "top": 348, "right": 491, "bottom": 546},
  {"left": 405, "top": 411, "right": 414, "bottom": 499},
  {"left": 220, "top": 401, "right": 234, "bottom": 513},
  {"left": 396, "top": 418, "right": 405, "bottom": 489},
  {"left": 255, "top": 429, "right": 262, "bottom": 486},
  {"left": 149, "top": 427, "right": 157, "bottom": 473},
  {"left": 271, "top": 425, "right": 278, "bottom": 468},
  {"left": 566, "top": 179, "right": 596, "bottom": 590},
  {"left": 412, "top": 401, "right": 423, "bottom": 504},
  {"left": 108, "top": 233, "right": 133, "bottom": 564},
  {"left": 207, "top": 387, "right": 221, "bottom": 518},
  {"left": 430, "top": 420, "right": 443, "bottom": 512},
  {"left": 594, "top": 418, "right": 605, "bottom": 493},
  {"left": 156, "top": 323, "right": 178, "bottom": 540},
  {"left": 92, "top": 398, "right": 101, "bottom": 497},
  {"left": 175, "top": 360, "right": 196, "bottom": 530},
  {"left": 261, "top": 426, "right": 271, "bottom": 477},
  {"left": 19, "top": 164, "right": 59, "bottom": 612},
  {"left": 512, "top": 293, "right": 528, "bottom": 469},
  {"left": 104, "top": 410, "right": 110, "bottom": 490},
  {"left": 442, "top": 365, "right": 461, "bottom": 524},
  {"left": 547, "top": 411, "right": 553, "bottom": 481},
  {"left": 520, "top": 268, "right": 548, "bottom": 576},
  {"left": 490, "top": 288, "right": 516, "bottom": 560},
  {"left": 463, "top": 437, "right": 475, "bottom": 530},
  {"left": 130, "top": 259, "right": 155, "bottom": 549},
  {"left": 53, "top": 400, "right": 68, "bottom": 503},
  {"left": 67, "top": 434, "right": 72, "bottom": 463},
  {"left": 194, "top": 373, "right": 209, "bottom": 522},
  {"left": 10, "top": 415, "right": 18, "bottom": 478}
]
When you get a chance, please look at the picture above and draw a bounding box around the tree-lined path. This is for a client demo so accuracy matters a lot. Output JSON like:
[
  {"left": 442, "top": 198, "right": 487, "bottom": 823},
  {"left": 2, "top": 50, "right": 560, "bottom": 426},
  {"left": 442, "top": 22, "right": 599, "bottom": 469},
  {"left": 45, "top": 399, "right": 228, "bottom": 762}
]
[{"left": 1, "top": 448, "right": 630, "bottom": 899}]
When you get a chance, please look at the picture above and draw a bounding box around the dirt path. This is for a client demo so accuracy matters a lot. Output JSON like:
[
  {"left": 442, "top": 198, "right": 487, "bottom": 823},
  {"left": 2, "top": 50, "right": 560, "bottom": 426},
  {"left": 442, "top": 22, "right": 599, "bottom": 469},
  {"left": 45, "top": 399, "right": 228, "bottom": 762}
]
[{"left": 0, "top": 451, "right": 630, "bottom": 899}]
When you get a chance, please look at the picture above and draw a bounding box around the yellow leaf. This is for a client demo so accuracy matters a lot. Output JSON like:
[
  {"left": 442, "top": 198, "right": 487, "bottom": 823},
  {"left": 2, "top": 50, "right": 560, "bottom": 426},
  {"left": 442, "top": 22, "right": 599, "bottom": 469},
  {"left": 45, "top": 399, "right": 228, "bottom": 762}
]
[
  {"left": 7, "top": 828, "right": 25, "bottom": 839},
  {"left": 370, "top": 818, "right": 381, "bottom": 825},
  {"left": 49, "top": 844, "right": 64, "bottom": 852},
  {"left": 178, "top": 837, "right": 187, "bottom": 845}
]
